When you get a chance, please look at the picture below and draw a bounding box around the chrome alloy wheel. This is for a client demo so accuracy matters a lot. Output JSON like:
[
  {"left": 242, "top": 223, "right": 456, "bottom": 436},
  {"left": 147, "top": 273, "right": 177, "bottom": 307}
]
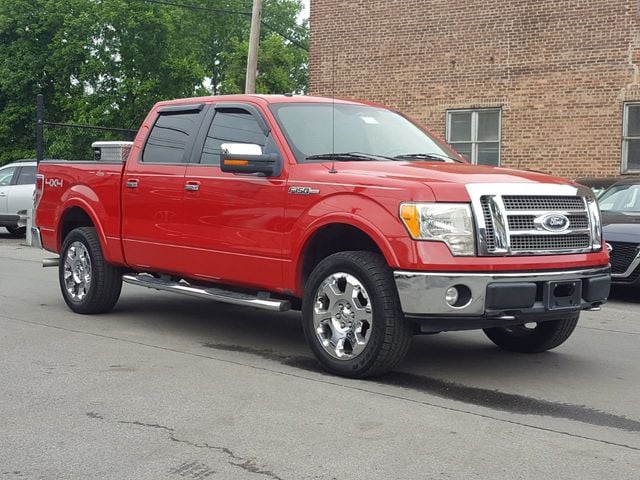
[
  {"left": 313, "top": 272, "right": 373, "bottom": 360},
  {"left": 63, "top": 242, "right": 92, "bottom": 302}
]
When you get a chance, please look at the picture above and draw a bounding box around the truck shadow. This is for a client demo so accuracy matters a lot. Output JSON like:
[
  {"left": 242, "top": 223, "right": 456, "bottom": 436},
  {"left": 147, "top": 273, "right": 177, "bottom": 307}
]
[
  {"left": 115, "top": 290, "right": 598, "bottom": 386},
  {"left": 112, "top": 291, "right": 640, "bottom": 432}
]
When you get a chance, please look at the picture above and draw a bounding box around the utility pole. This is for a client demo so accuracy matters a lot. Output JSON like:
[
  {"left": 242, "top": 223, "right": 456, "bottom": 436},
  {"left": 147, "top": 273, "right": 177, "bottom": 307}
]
[
  {"left": 36, "top": 94, "right": 44, "bottom": 163},
  {"left": 245, "top": 0, "right": 262, "bottom": 94}
]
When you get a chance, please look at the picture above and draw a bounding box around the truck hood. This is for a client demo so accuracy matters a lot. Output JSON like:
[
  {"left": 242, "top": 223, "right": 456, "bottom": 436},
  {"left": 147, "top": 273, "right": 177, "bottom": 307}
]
[{"left": 331, "top": 161, "right": 574, "bottom": 201}]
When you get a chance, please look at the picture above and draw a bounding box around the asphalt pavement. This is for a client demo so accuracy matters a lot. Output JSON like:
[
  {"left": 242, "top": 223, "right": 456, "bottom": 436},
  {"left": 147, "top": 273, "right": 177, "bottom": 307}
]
[{"left": 0, "top": 227, "right": 638, "bottom": 479}]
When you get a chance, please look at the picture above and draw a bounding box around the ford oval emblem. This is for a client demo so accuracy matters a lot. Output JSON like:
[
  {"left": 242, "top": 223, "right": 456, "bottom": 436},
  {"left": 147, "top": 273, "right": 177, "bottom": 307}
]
[{"left": 541, "top": 213, "right": 570, "bottom": 232}]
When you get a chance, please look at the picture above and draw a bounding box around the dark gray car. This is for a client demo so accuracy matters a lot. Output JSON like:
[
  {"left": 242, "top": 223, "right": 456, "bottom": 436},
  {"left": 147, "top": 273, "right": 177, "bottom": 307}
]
[{"left": 599, "top": 178, "right": 640, "bottom": 286}]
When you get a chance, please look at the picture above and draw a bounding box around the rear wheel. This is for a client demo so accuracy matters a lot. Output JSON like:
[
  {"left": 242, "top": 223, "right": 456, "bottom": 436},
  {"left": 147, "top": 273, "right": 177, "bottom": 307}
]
[
  {"left": 302, "top": 251, "right": 412, "bottom": 378},
  {"left": 59, "top": 227, "right": 122, "bottom": 314},
  {"left": 6, "top": 226, "right": 26, "bottom": 236},
  {"left": 483, "top": 313, "right": 580, "bottom": 353}
]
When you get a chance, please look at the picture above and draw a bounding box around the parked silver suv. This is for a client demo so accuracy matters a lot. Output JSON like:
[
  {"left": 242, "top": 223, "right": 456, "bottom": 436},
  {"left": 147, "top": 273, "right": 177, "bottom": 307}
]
[{"left": 0, "top": 160, "right": 37, "bottom": 236}]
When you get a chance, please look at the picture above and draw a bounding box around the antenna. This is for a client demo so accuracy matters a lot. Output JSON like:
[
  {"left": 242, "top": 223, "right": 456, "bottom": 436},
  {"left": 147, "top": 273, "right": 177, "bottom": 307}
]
[{"left": 329, "top": 50, "right": 337, "bottom": 174}]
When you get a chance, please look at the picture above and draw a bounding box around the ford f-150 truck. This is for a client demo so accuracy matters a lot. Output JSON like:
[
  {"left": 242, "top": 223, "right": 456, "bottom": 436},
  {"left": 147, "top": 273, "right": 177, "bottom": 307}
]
[{"left": 33, "top": 94, "right": 611, "bottom": 377}]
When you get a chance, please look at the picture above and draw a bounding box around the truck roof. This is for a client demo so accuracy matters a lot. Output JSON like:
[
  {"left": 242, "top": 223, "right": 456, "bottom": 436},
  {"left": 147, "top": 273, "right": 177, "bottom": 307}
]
[{"left": 153, "top": 94, "right": 376, "bottom": 108}]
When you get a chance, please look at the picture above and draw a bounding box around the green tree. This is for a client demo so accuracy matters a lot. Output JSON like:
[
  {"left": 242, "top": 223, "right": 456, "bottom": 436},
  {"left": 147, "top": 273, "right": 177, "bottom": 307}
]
[{"left": 0, "top": 0, "right": 307, "bottom": 164}]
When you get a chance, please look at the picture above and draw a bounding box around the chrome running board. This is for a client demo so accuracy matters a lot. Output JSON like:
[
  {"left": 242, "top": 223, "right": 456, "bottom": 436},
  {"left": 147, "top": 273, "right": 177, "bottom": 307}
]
[{"left": 122, "top": 274, "right": 291, "bottom": 312}]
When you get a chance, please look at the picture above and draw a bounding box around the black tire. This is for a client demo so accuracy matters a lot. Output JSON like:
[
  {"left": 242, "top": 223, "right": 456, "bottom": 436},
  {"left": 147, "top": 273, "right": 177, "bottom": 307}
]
[
  {"left": 6, "top": 226, "right": 26, "bottom": 236},
  {"left": 301, "top": 251, "right": 412, "bottom": 378},
  {"left": 483, "top": 313, "right": 580, "bottom": 353},
  {"left": 59, "top": 227, "right": 122, "bottom": 314}
]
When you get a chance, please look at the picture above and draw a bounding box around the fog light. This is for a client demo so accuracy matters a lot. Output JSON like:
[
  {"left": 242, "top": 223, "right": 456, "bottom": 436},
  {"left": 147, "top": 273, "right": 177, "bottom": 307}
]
[{"left": 445, "top": 287, "right": 459, "bottom": 306}]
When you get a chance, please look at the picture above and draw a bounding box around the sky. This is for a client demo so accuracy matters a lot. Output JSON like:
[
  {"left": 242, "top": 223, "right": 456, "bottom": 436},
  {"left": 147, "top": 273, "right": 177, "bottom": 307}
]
[{"left": 301, "top": 0, "right": 309, "bottom": 20}]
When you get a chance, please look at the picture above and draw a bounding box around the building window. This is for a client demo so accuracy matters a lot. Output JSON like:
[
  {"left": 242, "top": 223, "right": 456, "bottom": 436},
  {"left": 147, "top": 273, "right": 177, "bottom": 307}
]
[
  {"left": 623, "top": 103, "right": 640, "bottom": 173},
  {"left": 446, "top": 109, "right": 501, "bottom": 166}
]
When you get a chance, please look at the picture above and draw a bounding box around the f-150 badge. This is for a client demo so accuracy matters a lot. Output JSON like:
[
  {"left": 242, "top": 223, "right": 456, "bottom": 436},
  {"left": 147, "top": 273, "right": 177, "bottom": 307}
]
[{"left": 288, "top": 186, "right": 320, "bottom": 195}]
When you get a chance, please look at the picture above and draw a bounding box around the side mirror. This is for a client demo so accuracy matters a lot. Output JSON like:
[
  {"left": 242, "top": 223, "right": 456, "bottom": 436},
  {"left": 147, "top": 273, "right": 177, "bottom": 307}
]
[{"left": 220, "top": 143, "right": 282, "bottom": 176}]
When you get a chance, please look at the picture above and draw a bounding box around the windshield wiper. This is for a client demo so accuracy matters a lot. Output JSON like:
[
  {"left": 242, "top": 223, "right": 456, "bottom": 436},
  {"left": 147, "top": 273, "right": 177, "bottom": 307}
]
[
  {"left": 393, "top": 153, "right": 462, "bottom": 163},
  {"left": 306, "top": 152, "right": 394, "bottom": 162}
]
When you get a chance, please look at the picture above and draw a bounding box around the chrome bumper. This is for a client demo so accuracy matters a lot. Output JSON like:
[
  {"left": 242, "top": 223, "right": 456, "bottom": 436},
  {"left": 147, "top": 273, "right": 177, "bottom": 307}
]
[{"left": 394, "top": 266, "right": 611, "bottom": 318}]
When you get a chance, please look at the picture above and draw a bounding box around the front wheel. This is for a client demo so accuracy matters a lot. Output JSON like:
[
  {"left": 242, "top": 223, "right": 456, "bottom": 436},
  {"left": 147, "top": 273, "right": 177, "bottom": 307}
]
[
  {"left": 59, "top": 227, "right": 122, "bottom": 314},
  {"left": 301, "top": 251, "right": 412, "bottom": 378},
  {"left": 483, "top": 313, "right": 580, "bottom": 353}
]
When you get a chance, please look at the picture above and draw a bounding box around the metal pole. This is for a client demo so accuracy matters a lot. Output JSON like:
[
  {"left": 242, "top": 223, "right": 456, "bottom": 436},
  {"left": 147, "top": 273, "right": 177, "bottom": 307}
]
[
  {"left": 36, "top": 94, "right": 44, "bottom": 163},
  {"left": 245, "top": 0, "right": 262, "bottom": 94}
]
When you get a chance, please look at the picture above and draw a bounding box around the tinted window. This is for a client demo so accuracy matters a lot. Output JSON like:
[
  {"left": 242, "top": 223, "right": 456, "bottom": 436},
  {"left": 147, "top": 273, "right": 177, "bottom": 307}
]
[
  {"left": 201, "top": 109, "right": 267, "bottom": 165},
  {"left": 0, "top": 167, "right": 17, "bottom": 186},
  {"left": 599, "top": 184, "right": 640, "bottom": 213},
  {"left": 16, "top": 166, "right": 36, "bottom": 185},
  {"left": 143, "top": 112, "right": 201, "bottom": 163}
]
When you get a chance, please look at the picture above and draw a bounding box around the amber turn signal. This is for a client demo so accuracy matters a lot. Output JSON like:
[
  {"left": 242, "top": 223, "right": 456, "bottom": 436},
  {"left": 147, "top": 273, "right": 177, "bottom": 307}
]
[
  {"left": 223, "top": 159, "right": 249, "bottom": 166},
  {"left": 400, "top": 204, "right": 420, "bottom": 238}
]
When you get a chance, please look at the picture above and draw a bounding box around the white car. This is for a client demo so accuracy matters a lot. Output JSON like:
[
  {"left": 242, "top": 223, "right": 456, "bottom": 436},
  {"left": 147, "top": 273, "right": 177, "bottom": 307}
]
[{"left": 0, "top": 160, "right": 37, "bottom": 236}]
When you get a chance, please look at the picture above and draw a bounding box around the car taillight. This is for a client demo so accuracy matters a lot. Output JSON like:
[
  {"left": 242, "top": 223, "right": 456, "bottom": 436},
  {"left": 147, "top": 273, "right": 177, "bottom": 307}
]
[{"left": 34, "top": 174, "right": 44, "bottom": 208}]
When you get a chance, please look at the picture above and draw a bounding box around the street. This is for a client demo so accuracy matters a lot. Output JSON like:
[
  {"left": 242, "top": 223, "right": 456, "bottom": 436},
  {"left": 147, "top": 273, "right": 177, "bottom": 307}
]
[{"left": 0, "top": 229, "right": 638, "bottom": 479}]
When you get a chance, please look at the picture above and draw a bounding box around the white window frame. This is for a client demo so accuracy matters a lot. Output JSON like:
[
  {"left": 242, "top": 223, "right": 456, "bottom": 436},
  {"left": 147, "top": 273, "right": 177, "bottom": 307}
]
[
  {"left": 622, "top": 103, "right": 640, "bottom": 174},
  {"left": 446, "top": 109, "right": 501, "bottom": 166}
]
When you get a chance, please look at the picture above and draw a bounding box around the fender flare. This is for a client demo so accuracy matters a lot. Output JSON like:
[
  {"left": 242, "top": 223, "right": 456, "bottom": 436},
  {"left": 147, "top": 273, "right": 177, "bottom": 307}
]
[
  {"left": 289, "top": 196, "right": 404, "bottom": 294},
  {"left": 56, "top": 187, "right": 112, "bottom": 262}
]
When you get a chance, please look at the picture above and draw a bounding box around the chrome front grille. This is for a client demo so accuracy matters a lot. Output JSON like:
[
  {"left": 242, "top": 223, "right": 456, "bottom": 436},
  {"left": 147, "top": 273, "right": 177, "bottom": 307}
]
[
  {"left": 481, "top": 201, "right": 496, "bottom": 251},
  {"left": 502, "top": 196, "right": 585, "bottom": 211},
  {"left": 507, "top": 214, "right": 589, "bottom": 231},
  {"left": 466, "top": 183, "right": 601, "bottom": 256},
  {"left": 509, "top": 234, "right": 591, "bottom": 250}
]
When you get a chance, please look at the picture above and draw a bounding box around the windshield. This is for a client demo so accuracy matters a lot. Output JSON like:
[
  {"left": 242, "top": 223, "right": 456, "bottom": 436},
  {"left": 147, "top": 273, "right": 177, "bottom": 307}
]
[
  {"left": 270, "top": 102, "right": 460, "bottom": 163},
  {"left": 598, "top": 183, "right": 640, "bottom": 213}
]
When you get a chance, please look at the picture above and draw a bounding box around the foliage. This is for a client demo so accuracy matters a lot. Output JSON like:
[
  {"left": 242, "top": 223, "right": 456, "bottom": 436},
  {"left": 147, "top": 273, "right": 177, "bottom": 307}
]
[{"left": 0, "top": 0, "right": 308, "bottom": 164}]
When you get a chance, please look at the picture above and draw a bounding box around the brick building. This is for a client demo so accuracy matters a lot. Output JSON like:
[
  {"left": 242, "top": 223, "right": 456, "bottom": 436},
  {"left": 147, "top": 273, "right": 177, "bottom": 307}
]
[{"left": 309, "top": 0, "right": 640, "bottom": 178}]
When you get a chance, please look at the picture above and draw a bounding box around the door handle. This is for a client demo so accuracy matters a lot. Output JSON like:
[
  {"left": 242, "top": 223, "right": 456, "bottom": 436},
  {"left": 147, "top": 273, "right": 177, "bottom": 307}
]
[
  {"left": 184, "top": 181, "right": 200, "bottom": 192},
  {"left": 0, "top": 192, "right": 7, "bottom": 197},
  {"left": 126, "top": 179, "right": 139, "bottom": 189}
]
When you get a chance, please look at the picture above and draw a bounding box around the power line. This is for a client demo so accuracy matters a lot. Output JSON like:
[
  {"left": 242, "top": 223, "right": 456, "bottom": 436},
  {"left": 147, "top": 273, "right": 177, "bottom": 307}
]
[
  {"left": 141, "top": 0, "right": 308, "bottom": 51},
  {"left": 260, "top": 20, "right": 307, "bottom": 51},
  {"left": 143, "top": 0, "right": 250, "bottom": 16}
]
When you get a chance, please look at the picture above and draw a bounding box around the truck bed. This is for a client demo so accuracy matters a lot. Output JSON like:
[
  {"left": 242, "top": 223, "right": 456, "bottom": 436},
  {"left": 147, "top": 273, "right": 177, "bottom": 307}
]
[{"left": 36, "top": 160, "right": 126, "bottom": 264}]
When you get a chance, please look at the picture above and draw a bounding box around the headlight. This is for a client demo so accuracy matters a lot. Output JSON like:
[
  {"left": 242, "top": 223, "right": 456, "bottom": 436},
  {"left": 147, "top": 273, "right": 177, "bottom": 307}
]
[{"left": 400, "top": 203, "right": 476, "bottom": 256}]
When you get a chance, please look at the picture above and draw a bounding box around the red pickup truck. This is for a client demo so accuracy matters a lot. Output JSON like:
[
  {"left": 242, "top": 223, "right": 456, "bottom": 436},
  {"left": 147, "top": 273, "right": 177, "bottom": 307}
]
[{"left": 34, "top": 94, "right": 611, "bottom": 377}]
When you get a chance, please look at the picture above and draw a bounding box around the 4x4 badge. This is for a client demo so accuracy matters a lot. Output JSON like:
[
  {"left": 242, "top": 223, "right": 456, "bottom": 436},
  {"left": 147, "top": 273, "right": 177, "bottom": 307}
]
[{"left": 288, "top": 186, "right": 320, "bottom": 195}]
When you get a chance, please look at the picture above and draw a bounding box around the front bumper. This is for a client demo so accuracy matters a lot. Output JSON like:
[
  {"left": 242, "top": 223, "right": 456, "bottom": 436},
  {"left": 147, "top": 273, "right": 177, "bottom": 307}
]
[{"left": 394, "top": 266, "right": 611, "bottom": 332}]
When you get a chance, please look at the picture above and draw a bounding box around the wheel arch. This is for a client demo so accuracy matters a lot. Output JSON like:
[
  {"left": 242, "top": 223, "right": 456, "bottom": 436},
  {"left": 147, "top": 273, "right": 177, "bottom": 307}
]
[
  {"left": 294, "top": 219, "right": 399, "bottom": 296},
  {"left": 56, "top": 200, "right": 111, "bottom": 262}
]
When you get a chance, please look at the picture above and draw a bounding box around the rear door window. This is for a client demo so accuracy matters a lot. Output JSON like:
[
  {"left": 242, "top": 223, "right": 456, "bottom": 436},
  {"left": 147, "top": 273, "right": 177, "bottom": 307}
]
[
  {"left": 142, "top": 111, "right": 203, "bottom": 164},
  {"left": 16, "top": 166, "right": 36, "bottom": 185}
]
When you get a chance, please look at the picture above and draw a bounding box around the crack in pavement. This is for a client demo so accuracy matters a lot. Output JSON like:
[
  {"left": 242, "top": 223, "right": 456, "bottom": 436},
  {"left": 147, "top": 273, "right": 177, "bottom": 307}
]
[{"left": 90, "top": 414, "right": 284, "bottom": 480}]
